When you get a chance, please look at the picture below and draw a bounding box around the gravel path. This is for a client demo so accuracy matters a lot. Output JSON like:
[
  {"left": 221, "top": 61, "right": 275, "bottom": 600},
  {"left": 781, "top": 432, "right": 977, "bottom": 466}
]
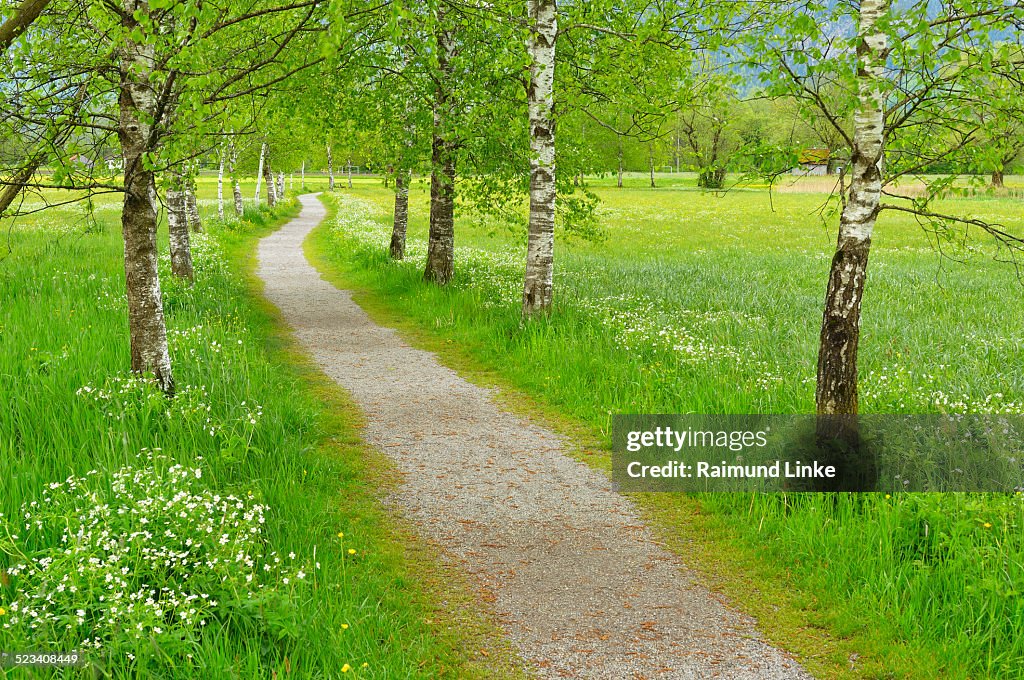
[{"left": 257, "top": 194, "right": 813, "bottom": 679}]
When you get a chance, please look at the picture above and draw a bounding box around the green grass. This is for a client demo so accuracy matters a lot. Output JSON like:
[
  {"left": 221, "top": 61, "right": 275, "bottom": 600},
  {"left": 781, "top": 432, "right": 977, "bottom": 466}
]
[
  {"left": 310, "top": 175, "right": 1024, "bottom": 679},
  {"left": 0, "top": 181, "right": 526, "bottom": 679}
]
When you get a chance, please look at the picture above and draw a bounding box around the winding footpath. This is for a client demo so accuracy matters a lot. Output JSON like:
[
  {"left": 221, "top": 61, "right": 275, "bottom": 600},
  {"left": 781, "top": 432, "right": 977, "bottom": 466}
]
[{"left": 257, "top": 194, "right": 812, "bottom": 679}]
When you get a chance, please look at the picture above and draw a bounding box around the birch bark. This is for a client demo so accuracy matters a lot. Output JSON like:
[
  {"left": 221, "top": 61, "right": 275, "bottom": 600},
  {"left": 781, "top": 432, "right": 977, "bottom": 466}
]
[
  {"left": 254, "top": 142, "right": 266, "bottom": 206},
  {"left": 229, "top": 142, "right": 243, "bottom": 216},
  {"left": 327, "top": 144, "right": 334, "bottom": 191},
  {"left": 815, "top": 0, "right": 889, "bottom": 417},
  {"left": 184, "top": 175, "right": 202, "bottom": 232},
  {"left": 424, "top": 7, "right": 457, "bottom": 285},
  {"left": 522, "top": 0, "right": 557, "bottom": 315},
  {"left": 390, "top": 169, "right": 410, "bottom": 259},
  {"left": 264, "top": 155, "right": 276, "bottom": 207},
  {"left": 117, "top": 0, "right": 173, "bottom": 394},
  {"left": 217, "top": 147, "right": 225, "bottom": 220},
  {"left": 166, "top": 188, "right": 193, "bottom": 281}
]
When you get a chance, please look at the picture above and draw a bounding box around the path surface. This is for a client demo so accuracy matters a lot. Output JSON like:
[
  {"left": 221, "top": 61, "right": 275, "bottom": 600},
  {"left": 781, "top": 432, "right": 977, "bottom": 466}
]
[{"left": 257, "top": 194, "right": 813, "bottom": 679}]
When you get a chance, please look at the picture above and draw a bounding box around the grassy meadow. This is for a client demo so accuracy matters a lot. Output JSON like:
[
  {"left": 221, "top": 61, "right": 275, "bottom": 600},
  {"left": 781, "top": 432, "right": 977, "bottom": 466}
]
[
  {"left": 0, "top": 181, "right": 525, "bottom": 678},
  {"left": 312, "top": 173, "right": 1024, "bottom": 679}
]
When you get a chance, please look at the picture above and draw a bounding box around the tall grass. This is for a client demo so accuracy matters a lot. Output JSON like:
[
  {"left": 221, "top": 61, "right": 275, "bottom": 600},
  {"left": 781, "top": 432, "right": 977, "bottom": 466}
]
[{"left": 314, "top": 178, "right": 1024, "bottom": 678}]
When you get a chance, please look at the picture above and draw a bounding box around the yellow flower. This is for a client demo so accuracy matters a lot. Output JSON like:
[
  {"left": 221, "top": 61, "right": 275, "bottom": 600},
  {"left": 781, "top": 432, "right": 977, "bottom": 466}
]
[
  {"left": 884, "top": 494, "right": 891, "bottom": 499},
  {"left": 983, "top": 522, "right": 993, "bottom": 529},
  {"left": 348, "top": 548, "right": 356, "bottom": 555},
  {"left": 0, "top": 607, "right": 6, "bottom": 616},
  {"left": 361, "top": 663, "right": 369, "bottom": 668},
  {"left": 337, "top": 532, "right": 344, "bottom": 539},
  {"left": 341, "top": 623, "right": 349, "bottom": 630},
  {"left": 341, "top": 664, "right": 351, "bottom": 673}
]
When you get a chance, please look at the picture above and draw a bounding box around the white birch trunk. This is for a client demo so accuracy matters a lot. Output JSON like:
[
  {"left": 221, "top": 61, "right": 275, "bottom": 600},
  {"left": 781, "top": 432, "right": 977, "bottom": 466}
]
[
  {"left": 227, "top": 139, "right": 243, "bottom": 217},
  {"left": 522, "top": 0, "right": 557, "bottom": 315},
  {"left": 166, "top": 188, "right": 193, "bottom": 281},
  {"left": 254, "top": 142, "right": 266, "bottom": 206},
  {"left": 263, "top": 155, "right": 276, "bottom": 208},
  {"left": 424, "top": 6, "right": 457, "bottom": 285},
  {"left": 184, "top": 179, "right": 202, "bottom": 233},
  {"left": 326, "top": 144, "right": 334, "bottom": 191},
  {"left": 217, "top": 147, "right": 225, "bottom": 220},
  {"left": 390, "top": 170, "right": 411, "bottom": 259},
  {"left": 117, "top": 0, "right": 173, "bottom": 394},
  {"left": 347, "top": 158, "right": 353, "bottom": 188},
  {"left": 815, "top": 0, "right": 889, "bottom": 417},
  {"left": 277, "top": 171, "right": 284, "bottom": 200}
]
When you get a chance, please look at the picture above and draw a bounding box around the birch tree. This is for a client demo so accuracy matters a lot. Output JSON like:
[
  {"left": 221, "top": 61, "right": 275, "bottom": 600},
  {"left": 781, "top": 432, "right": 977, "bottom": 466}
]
[
  {"left": 746, "top": 0, "right": 1024, "bottom": 421},
  {"left": 522, "top": 0, "right": 557, "bottom": 314},
  {"left": 815, "top": 0, "right": 888, "bottom": 417},
  {"left": 423, "top": 2, "right": 457, "bottom": 284}
]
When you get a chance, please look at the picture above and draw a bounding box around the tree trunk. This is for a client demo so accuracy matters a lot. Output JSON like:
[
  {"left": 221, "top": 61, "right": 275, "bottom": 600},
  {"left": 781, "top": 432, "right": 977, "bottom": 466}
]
[
  {"left": 0, "top": 159, "right": 41, "bottom": 217},
  {"left": 424, "top": 10, "right": 456, "bottom": 285},
  {"left": 255, "top": 142, "right": 266, "bottom": 206},
  {"left": 522, "top": 0, "right": 557, "bottom": 316},
  {"left": 117, "top": 2, "right": 173, "bottom": 395},
  {"left": 425, "top": 128, "right": 456, "bottom": 284},
  {"left": 992, "top": 169, "right": 1005, "bottom": 188},
  {"left": 617, "top": 137, "right": 624, "bottom": 188},
  {"left": 228, "top": 140, "right": 243, "bottom": 216},
  {"left": 390, "top": 170, "right": 411, "bottom": 260},
  {"left": 232, "top": 178, "right": 243, "bottom": 216},
  {"left": 217, "top": 148, "right": 225, "bottom": 220},
  {"left": 815, "top": 0, "right": 889, "bottom": 419},
  {"left": 648, "top": 145, "right": 656, "bottom": 188},
  {"left": 184, "top": 181, "right": 202, "bottom": 233},
  {"left": 263, "top": 155, "right": 276, "bottom": 207},
  {"left": 166, "top": 188, "right": 193, "bottom": 281},
  {"left": 347, "top": 158, "right": 353, "bottom": 188},
  {"left": 327, "top": 144, "right": 334, "bottom": 191},
  {"left": 277, "top": 170, "right": 284, "bottom": 200}
]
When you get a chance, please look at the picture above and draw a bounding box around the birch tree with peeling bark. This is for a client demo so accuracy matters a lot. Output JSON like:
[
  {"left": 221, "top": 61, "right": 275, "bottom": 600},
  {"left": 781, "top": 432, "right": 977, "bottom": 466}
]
[
  {"left": 326, "top": 142, "right": 335, "bottom": 190},
  {"left": 423, "top": 2, "right": 457, "bottom": 285},
  {"left": 166, "top": 184, "right": 194, "bottom": 281},
  {"left": 117, "top": 0, "right": 174, "bottom": 393},
  {"left": 522, "top": 0, "right": 557, "bottom": 315},
  {"left": 747, "top": 0, "right": 1024, "bottom": 423},
  {"left": 255, "top": 142, "right": 267, "bottom": 206},
  {"left": 815, "top": 0, "right": 889, "bottom": 417},
  {"left": 217, "top": 145, "right": 225, "bottom": 219}
]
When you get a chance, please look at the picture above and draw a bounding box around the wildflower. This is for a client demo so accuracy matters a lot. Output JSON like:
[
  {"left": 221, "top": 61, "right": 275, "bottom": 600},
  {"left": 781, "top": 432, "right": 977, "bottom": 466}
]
[
  {"left": 0, "top": 607, "right": 6, "bottom": 616},
  {"left": 337, "top": 532, "right": 344, "bottom": 539},
  {"left": 983, "top": 522, "right": 993, "bottom": 529},
  {"left": 348, "top": 549, "right": 356, "bottom": 555},
  {"left": 341, "top": 664, "right": 351, "bottom": 673},
  {"left": 341, "top": 623, "right": 349, "bottom": 630}
]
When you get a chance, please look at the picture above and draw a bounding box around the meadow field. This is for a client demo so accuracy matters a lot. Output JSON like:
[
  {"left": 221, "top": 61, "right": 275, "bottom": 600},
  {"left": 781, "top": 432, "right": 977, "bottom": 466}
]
[
  {"left": 0, "top": 183, "right": 524, "bottom": 678},
  {"left": 2, "top": 173, "right": 1022, "bottom": 678},
  {"left": 312, "top": 173, "right": 1024, "bottom": 678}
]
